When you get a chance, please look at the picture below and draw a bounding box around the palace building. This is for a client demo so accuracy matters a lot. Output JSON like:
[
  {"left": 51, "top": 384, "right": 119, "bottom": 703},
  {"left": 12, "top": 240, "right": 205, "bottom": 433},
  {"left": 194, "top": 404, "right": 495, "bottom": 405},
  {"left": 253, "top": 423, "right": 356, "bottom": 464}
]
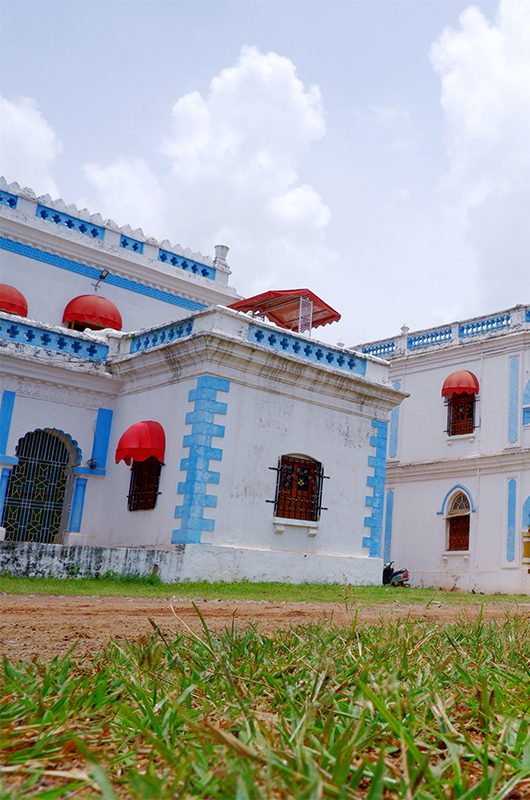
[{"left": 0, "top": 178, "right": 402, "bottom": 584}]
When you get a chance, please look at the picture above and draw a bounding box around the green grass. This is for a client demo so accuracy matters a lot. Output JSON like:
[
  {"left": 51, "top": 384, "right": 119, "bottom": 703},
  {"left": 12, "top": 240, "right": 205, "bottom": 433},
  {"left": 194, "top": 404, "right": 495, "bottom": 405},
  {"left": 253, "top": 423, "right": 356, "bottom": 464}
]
[
  {"left": 1, "top": 615, "right": 530, "bottom": 798},
  {"left": 0, "top": 573, "right": 529, "bottom": 605}
]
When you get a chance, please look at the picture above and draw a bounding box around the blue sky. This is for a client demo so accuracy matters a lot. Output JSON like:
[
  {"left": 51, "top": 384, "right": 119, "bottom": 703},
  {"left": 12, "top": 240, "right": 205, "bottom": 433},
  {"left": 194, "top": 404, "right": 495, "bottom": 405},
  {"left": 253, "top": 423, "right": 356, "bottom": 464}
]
[{"left": 4, "top": 0, "right": 528, "bottom": 345}]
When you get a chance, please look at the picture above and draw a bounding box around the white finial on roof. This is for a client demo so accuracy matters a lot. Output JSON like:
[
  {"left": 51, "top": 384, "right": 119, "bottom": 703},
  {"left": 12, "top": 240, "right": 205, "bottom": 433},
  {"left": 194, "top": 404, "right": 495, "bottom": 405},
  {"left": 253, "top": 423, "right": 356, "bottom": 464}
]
[{"left": 214, "top": 245, "right": 229, "bottom": 268}]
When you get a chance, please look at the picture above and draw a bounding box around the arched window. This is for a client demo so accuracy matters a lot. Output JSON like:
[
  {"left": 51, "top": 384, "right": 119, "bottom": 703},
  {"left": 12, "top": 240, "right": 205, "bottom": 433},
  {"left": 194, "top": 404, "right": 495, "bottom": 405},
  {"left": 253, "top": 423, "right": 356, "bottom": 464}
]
[
  {"left": 441, "top": 371, "right": 479, "bottom": 436},
  {"left": 446, "top": 491, "right": 470, "bottom": 551},
  {"left": 272, "top": 455, "right": 325, "bottom": 521}
]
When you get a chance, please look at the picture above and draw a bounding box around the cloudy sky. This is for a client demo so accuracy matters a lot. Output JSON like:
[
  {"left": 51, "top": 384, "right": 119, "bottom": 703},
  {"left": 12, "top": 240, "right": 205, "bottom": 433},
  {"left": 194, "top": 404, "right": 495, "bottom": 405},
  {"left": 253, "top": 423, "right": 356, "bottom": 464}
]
[{"left": 3, "top": 0, "right": 528, "bottom": 346}]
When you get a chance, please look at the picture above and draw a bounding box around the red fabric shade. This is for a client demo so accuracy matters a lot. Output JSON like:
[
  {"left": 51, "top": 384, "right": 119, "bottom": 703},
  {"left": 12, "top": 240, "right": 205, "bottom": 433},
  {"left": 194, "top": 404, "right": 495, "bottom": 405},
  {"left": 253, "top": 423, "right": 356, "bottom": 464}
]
[
  {"left": 228, "top": 289, "right": 341, "bottom": 331},
  {"left": 63, "top": 295, "right": 123, "bottom": 331},
  {"left": 441, "top": 370, "right": 480, "bottom": 398},
  {"left": 0, "top": 284, "right": 28, "bottom": 317},
  {"left": 115, "top": 421, "right": 166, "bottom": 466}
]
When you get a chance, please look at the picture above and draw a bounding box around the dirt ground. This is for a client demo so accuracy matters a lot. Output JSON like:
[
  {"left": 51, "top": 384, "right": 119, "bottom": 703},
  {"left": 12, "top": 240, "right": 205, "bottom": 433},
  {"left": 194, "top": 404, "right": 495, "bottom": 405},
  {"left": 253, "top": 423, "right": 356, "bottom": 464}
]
[{"left": 1, "top": 593, "right": 529, "bottom": 661}]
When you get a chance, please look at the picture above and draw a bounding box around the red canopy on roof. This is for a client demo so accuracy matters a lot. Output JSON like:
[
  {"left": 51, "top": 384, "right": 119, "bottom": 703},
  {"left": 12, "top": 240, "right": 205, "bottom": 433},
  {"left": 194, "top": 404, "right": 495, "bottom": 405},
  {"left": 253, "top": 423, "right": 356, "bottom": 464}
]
[
  {"left": 115, "top": 421, "right": 166, "bottom": 466},
  {"left": 441, "top": 370, "right": 480, "bottom": 398},
  {"left": 228, "top": 289, "right": 341, "bottom": 331},
  {"left": 0, "top": 284, "right": 28, "bottom": 317},
  {"left": 63, "top": 295, "right": 123, "bottom": 331}
]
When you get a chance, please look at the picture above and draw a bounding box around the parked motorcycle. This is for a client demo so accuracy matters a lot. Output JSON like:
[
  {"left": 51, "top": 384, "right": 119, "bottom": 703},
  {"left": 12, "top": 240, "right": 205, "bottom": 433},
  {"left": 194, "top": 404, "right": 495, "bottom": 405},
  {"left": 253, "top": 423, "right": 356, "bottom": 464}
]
[{"left": 382, "top": 561, "right": 410, "bottom": 587}]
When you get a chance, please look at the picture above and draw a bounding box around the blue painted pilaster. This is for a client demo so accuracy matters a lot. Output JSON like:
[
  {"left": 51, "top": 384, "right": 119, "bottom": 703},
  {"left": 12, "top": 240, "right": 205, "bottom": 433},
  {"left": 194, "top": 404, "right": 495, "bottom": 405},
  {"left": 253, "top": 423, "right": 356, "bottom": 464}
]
[
  {"left": 506, "top": 479, "right": 517, "bottom": 562},
  {"left": 388, "top": 380, "right": 401, "bottom": 459},
  {"left": 383, "top": 488, "right": 394, "bottom": 562},
  {"left": 91, "top": 408, "right": 113, "bottom": 469},
  {"left": 0, "top": 390, "right": 15, "bottom": 456},
  {"left": 173, "top": 376, "right": 230, "bottom": 544},
  {"left": 508, "top": 356, "right": 520, "bottom": 444},
  {"left": 363, "top": 419, "right": 388, "bottom": 557},
  {"left": 68, "top": 478, "right": 88, "bottom": 533},
  {"left": 0, "top": 467, "right": 11, "bottom": 520}
]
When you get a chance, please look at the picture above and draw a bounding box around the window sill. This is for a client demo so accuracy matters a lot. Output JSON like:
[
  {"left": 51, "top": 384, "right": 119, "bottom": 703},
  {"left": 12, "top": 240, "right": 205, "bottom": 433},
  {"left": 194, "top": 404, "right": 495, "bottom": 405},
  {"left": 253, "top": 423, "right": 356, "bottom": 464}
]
[
  {"left": 446, "top": 434, "right": 475, "bottom": 444},
  {"left": 443, "top": 551, "right": 470, "bottom": 559},
  {"left": 273, "top": 517, "right": 319, "bottom": 537}
]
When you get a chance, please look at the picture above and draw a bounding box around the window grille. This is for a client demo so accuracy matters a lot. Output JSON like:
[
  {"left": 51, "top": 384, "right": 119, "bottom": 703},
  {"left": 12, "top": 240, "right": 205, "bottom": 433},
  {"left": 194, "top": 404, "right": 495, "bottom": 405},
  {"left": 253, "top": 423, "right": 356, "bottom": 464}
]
[
  {"left": 268, "top": 455, "right": 327, "bottom": 521},
  {"left": 1, "top": 429, "right": 76, "bottom": 543},
  {"left": 447, "top": 394, "right": 475, "bottom": 436},
  {"left": 127, "top": 457, "right": 162, "bottom": 511}
]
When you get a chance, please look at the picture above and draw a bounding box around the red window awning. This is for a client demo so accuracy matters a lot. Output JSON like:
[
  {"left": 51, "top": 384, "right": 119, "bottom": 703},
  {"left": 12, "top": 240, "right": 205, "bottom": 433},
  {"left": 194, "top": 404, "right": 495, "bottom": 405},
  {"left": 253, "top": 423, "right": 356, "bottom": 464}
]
[
  {"left": 228, "top": 289, "right": 341, "bottom": 331},
  {"left": 63, "top": 294, "right": 123, "bottom": 331},
  {"left": 0, "top": 284, "right": 28, "bottom": 317},
  {"left": 115, "top": 421, "right": 166, "bottom": 465},
  {"left": 441, "top": 370, "right": 480, "bottom": 398}
]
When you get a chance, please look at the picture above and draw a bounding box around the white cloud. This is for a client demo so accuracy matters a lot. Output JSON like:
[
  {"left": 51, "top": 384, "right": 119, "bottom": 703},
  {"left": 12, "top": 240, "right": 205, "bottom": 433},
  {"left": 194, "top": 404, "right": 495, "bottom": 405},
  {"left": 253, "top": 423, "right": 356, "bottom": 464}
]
[
  {"left": 84, "top": 45, "right": 333, "bottom": 292},
  {"left": 0, "top": 96, "right": 61, "bottom": 195},
  {"left": 431, "top": 0, "right": 530, "bottom": 310}
]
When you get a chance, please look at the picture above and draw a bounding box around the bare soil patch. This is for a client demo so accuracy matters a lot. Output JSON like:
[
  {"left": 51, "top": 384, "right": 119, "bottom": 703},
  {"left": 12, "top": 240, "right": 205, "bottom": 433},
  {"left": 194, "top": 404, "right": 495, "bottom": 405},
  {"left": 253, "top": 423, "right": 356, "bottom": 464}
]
[{"left": 1, "top": 593, "right": 529, "bottom": 661}]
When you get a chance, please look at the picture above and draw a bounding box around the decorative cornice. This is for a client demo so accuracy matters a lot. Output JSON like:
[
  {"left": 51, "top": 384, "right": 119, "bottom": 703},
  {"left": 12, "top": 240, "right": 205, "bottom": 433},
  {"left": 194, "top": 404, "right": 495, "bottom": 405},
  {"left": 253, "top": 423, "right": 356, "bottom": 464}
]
[{"left": 387, "top": 448, "right": 530, "bottom": 482}]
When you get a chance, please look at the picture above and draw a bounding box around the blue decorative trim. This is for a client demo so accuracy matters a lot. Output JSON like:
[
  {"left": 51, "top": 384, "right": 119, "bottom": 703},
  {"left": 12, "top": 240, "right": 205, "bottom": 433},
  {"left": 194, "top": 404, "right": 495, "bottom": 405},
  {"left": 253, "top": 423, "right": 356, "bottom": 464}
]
[
  {"left": 388, "top": 380, "right": 401, "bottom": 459},
  {"left": 91, "top": 409, "right": 113, "bottom": 470},
  {"left": 407, "top": 328, "right": 452, "bottom": 350},
  {"left": 0, "top": 467, "right": 11, "bottom": 520},
  {"left": 0, "top": 390, "right": 15, "bottom": 456},
  {"left": 524, "top": 380, "right": 530, "bottom": 406},
  {"left": 363, "top": 419, "right": 388, "bottom": 557},
  {"left": 459, "top": 314, "right": 511, "bottom": 338},
  {"left": 159, "top": 248, "right": 215, "bottom": 280},
  {"left": 120, "top": 234, "right": 144, "bottom": 254},
  {"left": 526, "top": 309, "right": 530, "bottom": 323},
  {"left": 437, "top": 484, "right": 476, "bottom": 515},
  {"left": 0, "top": 456, "right": 18, "bottom": 466},
  {"left": 36, "top": 204, "right": 105, "bottom": 240},
  {"left": 0, "top": 237, "right": 207, "bottom": 313},
  {"left": 0, "top": 316, "right": 109, "bottom": 361},
  {"left": 0, "top": 191, "right": 18, "bottom": 210},
  {"left": 130, "top": 318, "right": 194, "bottom": 353},
  {"left": 383, "top": 488, "right": 394, "bottom": 562},
  {"left": 173, "top": 376, "right": 230, "bottom": 544},
  {"left": 506, "top": 479, "right": 516, "bottom": 562},
  {"left": 522, "top": 495, "right": 530, "bottom": 529},
  {"left": 73, "top": 466, "right": 105, "bottom": 476},
  {"left": 523, "top": 407, "right": 530, "bottom": 426},
  {"left": 68, "top": 477, "right": 87, "bottom": 533},
  {"left": 362, "top": 341, "right": 396, "bottom": 358},
  {"left": 508, "top": 356, "right": 520, "bottom": 444},
  {"left": 248, "top": 324, "right": 367, "bottom": 376}
]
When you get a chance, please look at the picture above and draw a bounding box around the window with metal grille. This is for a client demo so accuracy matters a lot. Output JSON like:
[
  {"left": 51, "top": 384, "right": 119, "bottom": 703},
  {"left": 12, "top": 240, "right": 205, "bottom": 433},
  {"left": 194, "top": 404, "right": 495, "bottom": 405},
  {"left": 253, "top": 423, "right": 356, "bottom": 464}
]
[
  {"left": 447, "top": 394, "right": 475, "bottom": 436},
  {"left": 269, "top": 455, "right": 326, "bottom": 521},
  {"left": 127, "top": 457, "right": 162, "bottom": 511},
  {"left": 446, "top": 492, "right": 470, "bottom": 551}
]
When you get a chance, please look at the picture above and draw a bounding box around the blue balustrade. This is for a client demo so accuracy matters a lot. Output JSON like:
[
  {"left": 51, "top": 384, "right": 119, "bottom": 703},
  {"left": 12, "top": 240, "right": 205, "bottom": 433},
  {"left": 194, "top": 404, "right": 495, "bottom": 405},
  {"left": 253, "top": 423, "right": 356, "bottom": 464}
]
[
  {"left": 248, "top": 324, "right": 367, "bottom": 376},
  {"left": 36, "top": 204, "right": 105, "bottom": 241},
  {"left": 120, "top": 234, "right": 144, "bottom": 254},
  {"left": 458, "top": 314, "right": 511, "bottom": 338},
  {"left": 362, "top": 341, "right": 396, "bottom": 358},
  {"left": 0, "top": 191, "right": 18, "bottom": 210},
  {"left": 158, "top": 248, "right": 216, "bottom": 280},
  {"left": 0, "top": 318, "right": 109, "bottom": 361},
  {"left": 407, "top": 328, "right": 452, "bottom": 350},
  {"left": 129, "top": 318, "right": 194, "bottom": 353}
]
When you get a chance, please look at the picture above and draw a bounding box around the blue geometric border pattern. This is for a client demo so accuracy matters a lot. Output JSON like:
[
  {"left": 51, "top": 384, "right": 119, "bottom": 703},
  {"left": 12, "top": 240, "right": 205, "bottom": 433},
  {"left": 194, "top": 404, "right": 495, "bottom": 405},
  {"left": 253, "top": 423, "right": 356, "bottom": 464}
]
[
  {"left": 36, "top": 204, "right": 105, "bottom": 240},
  {"left": 130, "top": 318, "right": 194, "bottom": 353},
  {"left": 248, "top": 324, "right": 367, "bottom": 376},
  {"left": 0, "top": 191, "right": 18, "bottom": 210},
  {"left": 173, "top": 376, "right": 230, "bottom": 544},
  {"left": 363, "top": 419, "right": 388, "bottom": 557},
  {"left": 158, "top": 248, "right": 216, "bottom": 280},
  {"left": 0, "top": 317, "right": 109, "bottom": 361},
  {"left": 0, "top": 237, "right": 206, "bottom": 313}
]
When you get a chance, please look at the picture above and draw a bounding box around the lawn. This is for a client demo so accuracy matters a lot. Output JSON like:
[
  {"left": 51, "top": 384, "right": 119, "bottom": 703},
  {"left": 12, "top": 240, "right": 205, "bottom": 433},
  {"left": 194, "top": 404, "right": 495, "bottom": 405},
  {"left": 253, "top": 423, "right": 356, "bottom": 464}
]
[
  {"left": 1, "top": 615, "right": 529, "bottom": 798},
  {"left": 0, "top": 573, "right": 529, "bottom": 605}
]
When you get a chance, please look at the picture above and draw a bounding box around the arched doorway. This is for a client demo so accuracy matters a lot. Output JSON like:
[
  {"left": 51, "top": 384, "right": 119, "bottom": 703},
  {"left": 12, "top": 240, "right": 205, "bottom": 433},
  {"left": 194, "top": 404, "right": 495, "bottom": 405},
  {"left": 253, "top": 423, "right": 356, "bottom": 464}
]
[
  {"left": 1, "top": 429, "right": 79, "bottom": 544},
  {"left": 446, "top": 492, "right": 471, "bottom": 551}
]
